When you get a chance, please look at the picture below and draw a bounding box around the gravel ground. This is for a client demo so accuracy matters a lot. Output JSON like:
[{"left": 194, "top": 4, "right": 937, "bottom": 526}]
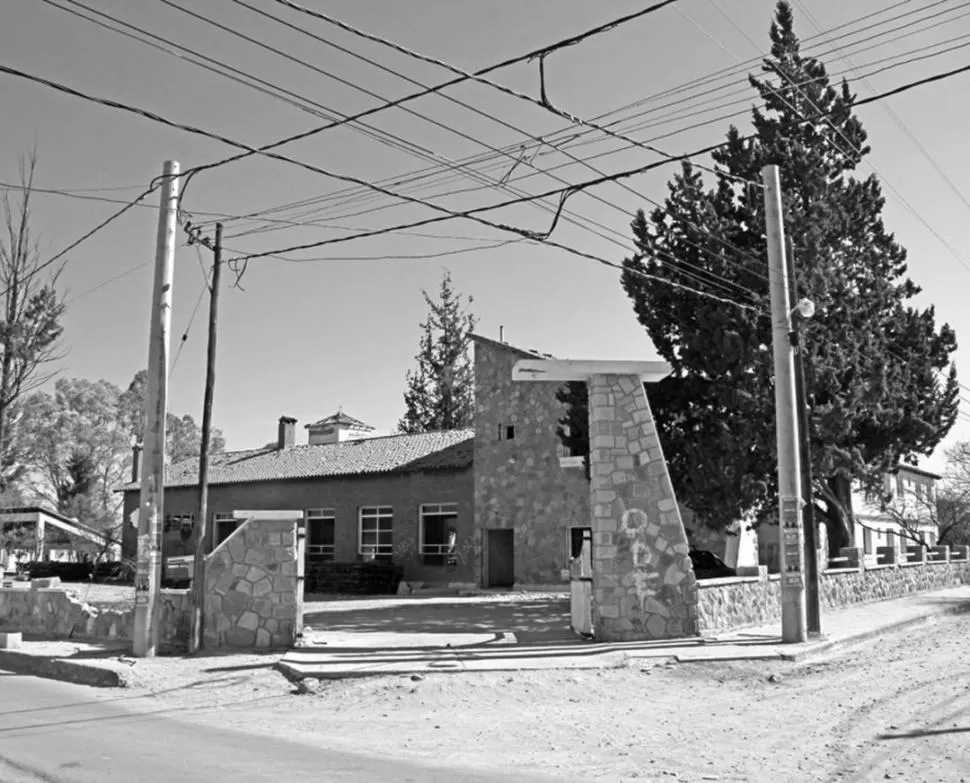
[{"left": 46, "top": 610, "right": 970, "bottom": 783}]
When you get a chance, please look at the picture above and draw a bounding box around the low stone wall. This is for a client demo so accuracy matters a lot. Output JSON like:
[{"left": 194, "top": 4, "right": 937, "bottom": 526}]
[
  {"left": 698, "top": 560, "right": 970, "bottom": 634},
  {"left": 204, "top": 516, "right": 300, "bottom": 649},
  {"left": 0, "top": 583, "right": 189, "bottom": 651}
]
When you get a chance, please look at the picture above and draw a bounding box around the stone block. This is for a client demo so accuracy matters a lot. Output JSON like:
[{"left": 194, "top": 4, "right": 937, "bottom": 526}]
[
  {"left": 272, "top": 604, "right": 294, "bottom": 619},
  {"left": 215, "top": 614, "right": 232, "bottom": 633},
  {"left": 265, "top": 618, "right": 279, "bottom": 633},
  {"left": 646, "top": 614, "right": 667, "bottom": 638},
  {"left": 252, "top": 578, "right": 273, "bottom": 598},
  {"left": 598, "top": 604, "right": 620, "bottom": 619},
  {"left": 238, "top": 611, "right": 260, "bottom": 632},
  {"left": 231, "top": 563, "right": 250, "bottom": 577},
  {"left": 246, "top": 566, "right": 264, "bottom": 583},
  {"left": 271, "top": 632, "right": 292, "bottom": 648},
  {"left": 280, "top": 591, "right": 296, "bottom": 605},
  {"left": 228, "top": 535, "right": 245, "bottom": 561},
  {"left": 244, "top": 548, "right": 269, "bottom": 567},
  {"left": 226, "top": 591, "right": 249, "bottom": 615},
  {"left": 255, "top": 628, "right": 272, "bottom": 648},
  {"left": 273, "top": 576, "right": 297, "bottom": 593},
  {"left": 225, "top": 627, "right": 257, "bottom": 648}
]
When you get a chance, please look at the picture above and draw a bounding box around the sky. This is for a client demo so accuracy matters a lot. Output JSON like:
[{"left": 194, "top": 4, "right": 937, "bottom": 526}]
[{"left": 2, "top": 0, "right": 969, "bottom": 473}]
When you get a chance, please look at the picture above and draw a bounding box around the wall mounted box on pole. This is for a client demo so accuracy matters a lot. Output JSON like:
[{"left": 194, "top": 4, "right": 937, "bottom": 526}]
[
  {"left": 133, "top": 160, "right": 179, "bottom": 659},
  {"left": 762, "top": 164, "right": 808, "bottom": 644}
]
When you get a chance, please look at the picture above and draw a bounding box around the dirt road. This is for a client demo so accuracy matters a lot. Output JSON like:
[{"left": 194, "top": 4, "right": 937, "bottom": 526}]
[{"left": 74, "top": 606, "right": 963, "bottom": 782}]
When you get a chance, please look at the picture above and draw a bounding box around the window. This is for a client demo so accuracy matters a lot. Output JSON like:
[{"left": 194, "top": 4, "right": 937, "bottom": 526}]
[
  {"left": 359, "top": 506, "right": 393, "bottom": 559},
  {"left": 419, "top": 503, "right": 458, "bottom": 565},
  {"left": 863, "top": 527, "right": 873, "bottom": 555},
  {"left": 213, "top": 512, "right": 239, "bottom": 546},
  {"left": 886, "top": 530, "right": 896, "bottom": 550},
  {"left": 164, "top": 513, "right": 195, "bottom": 533},
  {"left": 306, "top": 508, "right": 335, "bottom": 561},
  {"left": 497, "top": 423, "right": 515, "bottom": 441}
]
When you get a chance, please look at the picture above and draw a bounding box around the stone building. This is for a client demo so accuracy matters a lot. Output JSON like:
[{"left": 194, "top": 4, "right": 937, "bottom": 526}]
[
  {"left": 471, "top": 334, "right": 590, "bottom": 588},
  {"left": 120, "top": 414, "right": 475, "bottom": 587}
]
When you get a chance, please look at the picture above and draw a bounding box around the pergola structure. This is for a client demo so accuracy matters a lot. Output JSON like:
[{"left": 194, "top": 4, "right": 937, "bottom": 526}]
[
  {"left": 513, "top": 359, "right": 699, "bottom": 642},
  {"left": 0, "top": 506, "right": 115, "bottom": 572}
]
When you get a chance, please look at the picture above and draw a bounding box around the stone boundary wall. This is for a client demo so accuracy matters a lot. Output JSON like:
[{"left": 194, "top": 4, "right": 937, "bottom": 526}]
[
  {"left": 0, "top": 583, "right": 189, "bottom": 651},
  {"left": 204, "top": 516, "right": 300, "bottom": 649},
  {"left": 697, "top": 560, "right": 970, "bottom": 633}
]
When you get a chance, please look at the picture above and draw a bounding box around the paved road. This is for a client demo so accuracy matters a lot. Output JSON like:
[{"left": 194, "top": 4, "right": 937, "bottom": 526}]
[{"left": 0, "top": 672, "right": 547, "bottom": 783}]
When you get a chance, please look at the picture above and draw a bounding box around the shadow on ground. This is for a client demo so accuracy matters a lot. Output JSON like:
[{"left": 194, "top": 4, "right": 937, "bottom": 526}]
[{"left": 302, "top": 597, "right": 575, "bottom": 645}]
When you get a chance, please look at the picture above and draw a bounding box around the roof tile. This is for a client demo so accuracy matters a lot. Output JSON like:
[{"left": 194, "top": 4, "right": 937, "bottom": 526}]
[{"left": 120, "top": 429, "right": 473, "bottom": 491}]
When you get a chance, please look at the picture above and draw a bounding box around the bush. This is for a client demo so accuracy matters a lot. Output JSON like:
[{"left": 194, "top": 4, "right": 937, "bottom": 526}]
[
  {"left": 25, "top": 561, "right": 93, "bottom": 582},
  {"left": 306, "top": 561, "right": 404, "bottom": 595},
  {"left": 91, "top": 561, "right": 134, "bottom": 583}
]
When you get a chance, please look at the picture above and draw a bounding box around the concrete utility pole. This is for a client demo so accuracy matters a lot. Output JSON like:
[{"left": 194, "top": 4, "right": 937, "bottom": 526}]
[
  {"left": 762, "top": 164, "right": 807, "bottom": 644},
  {"left": 786, "top": 237, "right": 822, "bottom": 637},
  {"left": 133, "top": 160, "right": 180, "bottom": 658},
  {"left": 189, "top": 222, "right": 222, "bottom": 654}
]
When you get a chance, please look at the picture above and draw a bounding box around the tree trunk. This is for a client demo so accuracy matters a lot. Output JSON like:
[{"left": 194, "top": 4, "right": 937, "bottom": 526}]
[{"left": 817, "top": 475, "right": 854, "bottom": 553}]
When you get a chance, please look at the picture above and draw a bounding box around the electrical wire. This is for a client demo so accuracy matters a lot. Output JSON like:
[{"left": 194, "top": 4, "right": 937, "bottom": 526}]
[
  {"left": 64, "top": 259, "right": 153, "bottom": 304},
  {"left": 706, "top": 0, "right": 970, "bottom": 275},
  {"left": 267, "top": 0, "right": 757, "bottom": 189},
  {"left": 0, "top": 179, "right": 163, "bottom": 299},
  {"left": 169, "top": 245, "right": 211, "bottom": 378}
]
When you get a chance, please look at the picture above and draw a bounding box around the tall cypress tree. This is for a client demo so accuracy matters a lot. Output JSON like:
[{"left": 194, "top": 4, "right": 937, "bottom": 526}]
[
  {"left": 620, "top": 1, "right": 958, "bottom": 550},
  {"left": 399, "top": 271, "right": 477, "bottom": 433}
]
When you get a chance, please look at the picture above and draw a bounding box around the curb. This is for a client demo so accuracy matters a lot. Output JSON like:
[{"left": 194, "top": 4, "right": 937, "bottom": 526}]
[
  {"left": 0, "top": 650, "right": 127, "bottom": 688},
  {"left": 778, "top": 610, "right": 951, "bottom": 663}
]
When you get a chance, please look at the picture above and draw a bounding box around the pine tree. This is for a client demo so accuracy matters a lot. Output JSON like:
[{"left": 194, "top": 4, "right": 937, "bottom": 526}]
[
  {"left": 399, "top": 271, "right": 477, "bottom": 433},
  {"left": 620, "top": 1, "right": 958, "bottom": 551}
]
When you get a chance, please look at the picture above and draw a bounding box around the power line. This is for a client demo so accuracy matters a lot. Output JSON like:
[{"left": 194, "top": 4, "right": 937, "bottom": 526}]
[
  {"left": 169, "top": 245, "right": 211, "bottom": 378},
  {"left": 0, "top": 179, "right": 162, "bottom": 299},
  {"left": 268, "top": 0, "right": 756, "bottom": 189},
  {"left": 64, "top": 258, "right": 153, "bottom": 304}
]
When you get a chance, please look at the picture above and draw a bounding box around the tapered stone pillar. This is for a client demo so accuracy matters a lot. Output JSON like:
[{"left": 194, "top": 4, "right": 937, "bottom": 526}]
[{"left": 588, "top": 374, "right": 698, "bottom": 641}]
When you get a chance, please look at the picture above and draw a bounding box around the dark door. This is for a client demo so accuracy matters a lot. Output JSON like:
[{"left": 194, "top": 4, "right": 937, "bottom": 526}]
[{"left": 486, "top": 529, "right": 515, "bottom": 588}]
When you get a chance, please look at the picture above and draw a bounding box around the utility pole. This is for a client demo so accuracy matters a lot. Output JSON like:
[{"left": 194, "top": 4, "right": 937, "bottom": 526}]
[
  {"left": 762, "top": 164, "right": 807, "bottom": 644},
  {"left": 189, "top": 222, "right": 222, "bottom": 654},
  {"left": 133, "top": 160, "right": 179, "bottom": 658},
  {"left": 786, "top": 237, "right": 822, "bottom": 637}
]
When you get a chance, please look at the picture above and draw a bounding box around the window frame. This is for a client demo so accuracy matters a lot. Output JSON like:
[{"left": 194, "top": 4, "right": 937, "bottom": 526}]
[
  {"left": 212, "top": 512, "right": 239, "bottom": 547},
  {"left": 419, "top": 503, "right": 458, "bottom": 565},
  {"left": 305, "top": 508, "right": 336, "bottom": 561},
  {"left": 358, "top": 506, "right": 394, "bottom": 559}
]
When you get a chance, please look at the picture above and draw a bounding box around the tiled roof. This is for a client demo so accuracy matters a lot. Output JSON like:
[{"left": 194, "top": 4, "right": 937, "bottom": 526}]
[
  {"left": 305, "top": 411, "right": 373, "bottom": 431},
  {"left": 119, "top": 429, "right": 473, "bottom": 492}
]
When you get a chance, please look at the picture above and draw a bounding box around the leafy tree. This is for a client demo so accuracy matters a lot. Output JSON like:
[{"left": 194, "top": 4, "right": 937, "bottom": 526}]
[
  {"left": 399, "top": 271, "right": 477, "bottom": 433},
  {"left": 0, "top": 150, "right": 66, "bottom": 490},
  {"left": 118, "top": 369, "right": 225, "bottom": 463},
  {"left": 19, "top": 378, "right": 130, "bottom": 533},
  {"left": 619, "top": 1, "right": 958, "bottom": 551}
]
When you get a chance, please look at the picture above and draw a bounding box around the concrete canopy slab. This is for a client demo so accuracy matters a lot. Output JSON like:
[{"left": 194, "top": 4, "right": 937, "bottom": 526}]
[{"left": 512, "top": 359, "right": 672, "bottom": 383}]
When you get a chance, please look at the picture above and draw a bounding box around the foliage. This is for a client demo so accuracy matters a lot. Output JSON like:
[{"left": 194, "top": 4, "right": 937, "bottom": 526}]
[
  {"left": 20, "top": 378, "right": 129, "bottom": 522},
  {"left": 619, "top": 2, "right": 958, "bottom": 550},
  {"left": 935, "top": 442, "right": 970, "bottom": 548},
  {"left": 556, "top": 381, "right": 590, "bottom": 479},
  {"left": 399, "top": 271, "right": 477, "bottom": 433},
  {"left": 118, "top": 369, "right": 225, "bottom": 462},
  {"left": 0, "top": 150, "right": 66, "bottom": 490}
]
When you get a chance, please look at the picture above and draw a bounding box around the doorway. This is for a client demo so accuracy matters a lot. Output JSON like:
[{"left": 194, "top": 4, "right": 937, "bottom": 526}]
[{"left": 485, "top": 529, "right": 515, "bottom": 588}]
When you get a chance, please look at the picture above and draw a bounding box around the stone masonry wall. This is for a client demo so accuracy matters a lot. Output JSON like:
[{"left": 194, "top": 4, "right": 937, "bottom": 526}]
[
  {"left": 0, "top": 582, "right": 189, "bottom": 651},
  {"left": 472, "top": 336, "right": 590, "bottom": 586},
  {"left": 697, "top": 560, "right": 970, "bottom": 633},
  {"left": 588, "top": 373, "right": 699, "bottom": 642},
  {"left": 204, "top": 517, "right": 300, "bottom": 649}
]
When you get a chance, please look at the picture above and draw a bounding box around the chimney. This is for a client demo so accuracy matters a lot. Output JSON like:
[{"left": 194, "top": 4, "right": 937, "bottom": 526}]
[
  {"left": 131, "top": 443, "right": 142, "bottom": 483},
  {"left": 278, "top": 416, "right": 297, "bottom": 449}
]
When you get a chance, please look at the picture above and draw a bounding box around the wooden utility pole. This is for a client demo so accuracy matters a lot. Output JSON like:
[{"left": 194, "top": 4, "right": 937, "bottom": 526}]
[
  {"left": 133, "top": 160, "right": 179, "bottom": 658},
  {"left": 189, "top": 222, "right": 222, "bottom": 654},
  {"left": 762, "top": 164, "right": 807, "bottom": 644},
  {"left": 786, "top": 238, "right": 822, "bottom": 637}
]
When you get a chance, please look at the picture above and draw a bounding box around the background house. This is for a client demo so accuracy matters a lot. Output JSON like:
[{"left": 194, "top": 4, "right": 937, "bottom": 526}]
[
  {"left": 0, "top": 506, "right": 118, "bottom": 574},
  {"left": 757, "top": 464, "right": 941, "bottom": 570},
  {"left": 120, "top": 414, "right": 474, "bottom": 586}
]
